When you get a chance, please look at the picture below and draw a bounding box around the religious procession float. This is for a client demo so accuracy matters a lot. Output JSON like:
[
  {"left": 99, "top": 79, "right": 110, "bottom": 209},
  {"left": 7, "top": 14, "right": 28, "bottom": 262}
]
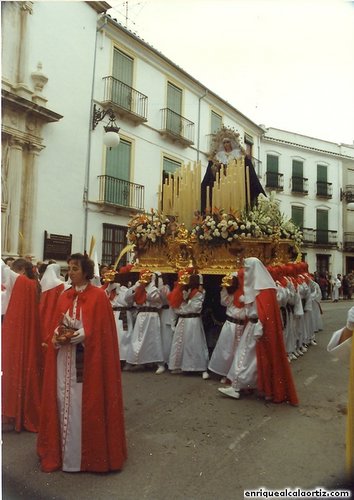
[{"left": 125, "top": 127, "right": 303, "bottom": 276}]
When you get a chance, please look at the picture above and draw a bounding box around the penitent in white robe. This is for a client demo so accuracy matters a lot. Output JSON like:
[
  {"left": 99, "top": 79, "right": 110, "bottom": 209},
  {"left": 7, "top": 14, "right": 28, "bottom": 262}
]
[
  {"left": 111, "top": 284, "right": 134, "bottom": 361},
  {"left": 226, "top": 302, "right": 263, "bottom": 391},
  {"left": 125, "top": 281, "right": 163, "bottom": 365},
  {"left": 168, "top": 290, "right": 209, "bottom": 372},
  {"left": 208, "top": 288, "right": 246, "bottom": 377}
]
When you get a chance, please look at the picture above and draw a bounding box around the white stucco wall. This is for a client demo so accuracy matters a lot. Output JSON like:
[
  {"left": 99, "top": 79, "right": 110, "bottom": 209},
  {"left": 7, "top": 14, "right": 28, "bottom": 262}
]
[{"left": 12, "top": 2, "right": 100, "bottom": 258}]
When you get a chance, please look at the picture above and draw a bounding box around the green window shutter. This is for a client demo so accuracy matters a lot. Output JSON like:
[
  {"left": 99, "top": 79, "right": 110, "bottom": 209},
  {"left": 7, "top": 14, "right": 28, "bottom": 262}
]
[
  {"left": 106, "top": 139, "right": 131, "bottom": 180},
  {"left": 316, "top": 209, "right": 328, "bottom": 244},
  {"left": 167, "top": 82, "right": 182, "bottom": 113},
  {"left": 113, "top": 48, "right": 133, "bottom": 85},
  {"left": 112, "top": 49, "right": 133, "bottom": 110},
  {"left": 291, "top": 206, "right": 304, "bottom": 228},
  {"left": 292, "top": 160, "right": 303, "bottom": 192},
  {"left": 292, "top": 160, "right": 303, "bottom": 177},
  {"left": 167, "top": 82, "right": 182, "bottom": 134},
  {"left": 105, "top": 140, "right": 131, "bottom": 205},
  {"left": 317, "top": 165, "right": 327, "bottom": 182},
  {"left": 163, "top": 157, "right": 181, "bottom": 175},
  {"left": 267, "top": 155, "right": 279, "bottom": 173},
  {"left": 211, "top": 111, "right": 222, "bottom": 134},
  {"left": 266, "top": 155, "right": 279, "bottom": 187},
  {"left": 162, "top": 157, "right": 181, "bottom": 184},
  {"left": 317, "top": 165, "right": 328, "bottom": 196}
]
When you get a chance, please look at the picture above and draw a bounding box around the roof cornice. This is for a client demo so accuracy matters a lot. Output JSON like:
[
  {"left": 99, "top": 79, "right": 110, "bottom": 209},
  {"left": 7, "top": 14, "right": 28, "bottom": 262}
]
[{"left": 87, "top": 1, "right": 111, "bottom": 14}]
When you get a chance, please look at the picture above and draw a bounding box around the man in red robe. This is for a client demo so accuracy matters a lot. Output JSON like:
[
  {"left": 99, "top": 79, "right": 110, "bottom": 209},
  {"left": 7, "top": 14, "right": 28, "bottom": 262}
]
[{"left": 2, "top": 259, "right": 43, "bottom": 432}]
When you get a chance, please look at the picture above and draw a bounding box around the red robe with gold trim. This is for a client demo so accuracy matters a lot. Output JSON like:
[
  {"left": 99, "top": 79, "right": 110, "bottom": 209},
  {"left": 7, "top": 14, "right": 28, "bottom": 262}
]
[
  {"left": 255, "top": 289, "right": 299, "bottom": 405},
  {"left": 37, "top": 284, "right": 127, "bottom": 472},
  {"left": 2, "top": 274, "right": 43, "bottom": 432}
]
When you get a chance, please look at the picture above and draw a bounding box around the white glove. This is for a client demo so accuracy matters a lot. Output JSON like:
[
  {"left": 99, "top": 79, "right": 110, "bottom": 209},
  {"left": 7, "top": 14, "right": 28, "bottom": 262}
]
[
  {"left": 70, "top": 328, "right": 85, "bottom": 344},
  {"left": 253, "top": 320, "right": 263, "bottom": 339},
  {"left": 346, "top": 307, "right": 354, "bottom": 331},
  {"left": 132, "top": 281, "right": 141, "bottom": 291},
  {"left": 182, "top": 290, "right": 189, "bottom": 301}
]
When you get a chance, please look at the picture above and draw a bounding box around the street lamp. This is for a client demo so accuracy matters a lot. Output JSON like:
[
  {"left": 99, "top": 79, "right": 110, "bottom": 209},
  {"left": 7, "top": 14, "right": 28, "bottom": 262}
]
[{"left": 92, "top": 104, "right": 120, "bottom": 148}]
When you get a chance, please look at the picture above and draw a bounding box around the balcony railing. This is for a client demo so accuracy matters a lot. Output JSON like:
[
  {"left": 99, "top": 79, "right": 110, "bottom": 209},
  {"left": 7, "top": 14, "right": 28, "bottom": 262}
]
[
  {"left": 97, "top": 175, "right": 144, "bottom": 211},
  {"left": 302, "top": 227, "right": 338, "bottom": 247},
  {"left": 341, "top": 185, "right": 354, "bottom": 203},
  {"left": 344, "top": 232, "right": 354, "bottom": 252},
  {"left": 102, "top": 76, "right": 148, "bottom": 123},
  {"left": 291, "top": 176, "right": 309, "bottom": 194},
  {"left": 160, "top": 108, "right": 194, "bottom": 146},
  {"left": 265, "top": 171, "right": 284, "bottom": 190},
  {"left": 316, "top": 181, "right": 332, "bottom": 198}
]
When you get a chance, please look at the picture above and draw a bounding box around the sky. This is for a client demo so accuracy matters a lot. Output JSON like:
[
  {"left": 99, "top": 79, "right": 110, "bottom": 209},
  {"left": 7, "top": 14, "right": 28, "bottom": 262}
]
[{"left": 107, "top": 0, "right": 354, "bottom": 145}]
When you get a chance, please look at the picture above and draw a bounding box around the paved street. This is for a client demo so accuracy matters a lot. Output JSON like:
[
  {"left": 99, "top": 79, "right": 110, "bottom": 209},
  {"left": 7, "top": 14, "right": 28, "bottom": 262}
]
[{"left": 2, "top": 300, "right": 353, "bottom": 500}]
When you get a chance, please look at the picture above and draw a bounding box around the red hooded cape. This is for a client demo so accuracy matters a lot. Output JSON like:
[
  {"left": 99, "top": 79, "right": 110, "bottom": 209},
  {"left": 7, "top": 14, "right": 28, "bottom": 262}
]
[
  {"left": 37, "top": 284, "right": 127, "bottom": 472},
  {"left": 255, "top": 289, "right": 299, "bottom": 405},
  {"left": 2, "top": 275, "right": 43, "bottom": 432},
  {"left": 39, "top": 284, "right": 65, "bottom": 345}
]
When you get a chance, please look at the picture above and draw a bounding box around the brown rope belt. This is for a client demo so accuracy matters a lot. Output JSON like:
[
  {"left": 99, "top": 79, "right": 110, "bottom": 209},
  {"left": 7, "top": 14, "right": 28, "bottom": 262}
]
[
  {"left": 112, "top": 306, "right": 134, "bottom": 330},
  {"left": 137, "top": 307, "right": 159, "bottom": 314},
  {"left": 178, "top": 313, "right": 201, "bottom": 319},
  {"left": 161, "top": 304, "right": 169, "bottom": 309},
  {"left": 226, "top": 315, "right": 245, "bottom": 325}
]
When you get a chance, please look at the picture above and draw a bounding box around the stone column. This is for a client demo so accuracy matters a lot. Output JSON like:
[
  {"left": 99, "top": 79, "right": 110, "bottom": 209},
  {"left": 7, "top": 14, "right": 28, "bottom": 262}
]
[
  {"left": 20, "top": 143, "right": 42, "bottom": 257},
  {"left": 6, "top": 138, "right": 25, "bottom": 256}
]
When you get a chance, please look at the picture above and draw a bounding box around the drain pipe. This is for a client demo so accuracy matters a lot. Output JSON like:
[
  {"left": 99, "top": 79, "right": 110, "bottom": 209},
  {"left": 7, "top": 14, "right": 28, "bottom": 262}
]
[{"left": 197, "top": 89, "right": 208, "bottom": 161}]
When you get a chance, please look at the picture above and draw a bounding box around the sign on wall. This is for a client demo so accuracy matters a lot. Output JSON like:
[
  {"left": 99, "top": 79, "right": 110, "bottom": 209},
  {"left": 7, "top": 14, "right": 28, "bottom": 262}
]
[{"left": 43, "top": 231, "right": 72, "bottom": 261}]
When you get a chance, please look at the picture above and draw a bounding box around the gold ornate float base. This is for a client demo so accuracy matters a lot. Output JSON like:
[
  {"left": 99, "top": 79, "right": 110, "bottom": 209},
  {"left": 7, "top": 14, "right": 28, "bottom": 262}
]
[{"left": 131, "top": 235, "right": 298, "bottom": 275}]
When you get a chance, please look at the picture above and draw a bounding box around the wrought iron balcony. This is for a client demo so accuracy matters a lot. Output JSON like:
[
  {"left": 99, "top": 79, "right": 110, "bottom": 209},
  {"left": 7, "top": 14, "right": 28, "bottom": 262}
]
[
  {"left": 160, "top": 108, "right": 194, "bottom": 146},
  {"left": 344, "top": 232, "right": 354, "bottom": 252},
  {"left": 97, "top": 175, "right": 144, "bottom": 211},
  {"left": 265, "top": 171, "right": 284, "bottom": 190},
  {"left": 301, "top": 227, "right": 338, "bottom": 247},
  {"left": 291, "top": 176, "right": 309, "bottom": 194},
  {"left": 102, "top": 76, "right": 148, "bottom": 123},
  {"left": 340, "top": 185, "right": 354, "bottom": 203},
  {"left": 316, "top": 181, "right": 332, "bottom": 198}
]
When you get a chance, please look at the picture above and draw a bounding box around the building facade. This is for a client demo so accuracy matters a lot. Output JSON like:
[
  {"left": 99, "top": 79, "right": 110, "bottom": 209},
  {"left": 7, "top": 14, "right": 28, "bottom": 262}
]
[
  {"left": 261, "top": 127, "right": 354, "bottom": 275},
  {"left": 2, "top": 1, "right": 354, "bottom": 275}
]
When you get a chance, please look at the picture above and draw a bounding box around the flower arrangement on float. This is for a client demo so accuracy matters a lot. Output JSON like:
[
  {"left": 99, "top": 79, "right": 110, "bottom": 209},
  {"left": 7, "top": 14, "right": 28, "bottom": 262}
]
[
  {"left": 127, "top": 194, "right": 303, "bottom": 250},
  {"left": 127, "top": 209, "right": 170, "bottom": 248},
  {"left": 191, "top": 193, "right": 303, "bottom": 247}
]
